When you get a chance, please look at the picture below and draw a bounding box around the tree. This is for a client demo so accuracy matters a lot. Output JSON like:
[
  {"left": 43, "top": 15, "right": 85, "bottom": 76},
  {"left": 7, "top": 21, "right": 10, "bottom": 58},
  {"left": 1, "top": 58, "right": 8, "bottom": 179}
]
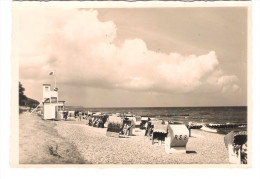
[
  {"left": 19, "top": 82, "right": 27, "bottom": 106},
  {"left": 27, "top": 97, "right": 40, "bottom": 108}
]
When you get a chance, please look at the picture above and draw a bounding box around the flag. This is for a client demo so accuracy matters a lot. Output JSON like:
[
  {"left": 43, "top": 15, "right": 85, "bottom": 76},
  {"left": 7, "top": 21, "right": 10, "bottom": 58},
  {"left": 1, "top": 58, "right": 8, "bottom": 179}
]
[{"left": 49, "top": 71, "right": 54, "bottom": 75}]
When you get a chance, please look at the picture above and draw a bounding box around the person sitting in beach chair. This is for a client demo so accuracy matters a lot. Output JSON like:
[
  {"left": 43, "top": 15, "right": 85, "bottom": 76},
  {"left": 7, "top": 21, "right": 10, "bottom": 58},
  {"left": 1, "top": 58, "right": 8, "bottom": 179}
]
[
  {"left": 241, "top": 142, "right": 247, "bottom": 164},
  {"left": 124, "top": 121, "right": 133, "bottom": 136},
  {"left": 120, "top": 118, "right": 128, "bottom": 135},
  {"left": 93, "top": 118, "right": 98, "bottom": 127},
  {"left": 102, "top": 115, "right": 108, "bottom": 125},
  {"left": 127, "top": 119, "right": 135, "bottom": 136},
  {"left": 97, "top": 118, "right": 104, "bottom": 128},
  {"left": 123, "top": 123, "right": 129, "bottom": 135}
]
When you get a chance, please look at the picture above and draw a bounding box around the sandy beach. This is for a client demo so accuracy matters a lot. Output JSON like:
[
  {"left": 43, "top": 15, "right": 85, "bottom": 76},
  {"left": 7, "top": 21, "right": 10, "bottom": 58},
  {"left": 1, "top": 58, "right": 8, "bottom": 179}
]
[
  {"left": 19, "top": 112, "right": 229, "bottom": 164},
  {"left": 19, "top": 112, "right": 84, "bottom": 164}
]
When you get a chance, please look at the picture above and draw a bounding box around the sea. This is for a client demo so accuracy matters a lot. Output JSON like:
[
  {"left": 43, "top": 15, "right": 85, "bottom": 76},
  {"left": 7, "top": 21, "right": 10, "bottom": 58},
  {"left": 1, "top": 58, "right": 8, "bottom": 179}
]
[{"left": 65, "top": 106, "right": 247, "bottom": 125}]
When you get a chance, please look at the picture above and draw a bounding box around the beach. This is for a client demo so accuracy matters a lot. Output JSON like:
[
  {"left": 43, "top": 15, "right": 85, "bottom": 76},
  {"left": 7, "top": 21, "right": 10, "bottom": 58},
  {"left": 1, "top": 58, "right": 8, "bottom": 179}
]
[
  {"left": 19, "top": 112, "right": 229, "bottom": 164},
  {"left": 19, "top": 112, "right": 84, "bottom": 164}
]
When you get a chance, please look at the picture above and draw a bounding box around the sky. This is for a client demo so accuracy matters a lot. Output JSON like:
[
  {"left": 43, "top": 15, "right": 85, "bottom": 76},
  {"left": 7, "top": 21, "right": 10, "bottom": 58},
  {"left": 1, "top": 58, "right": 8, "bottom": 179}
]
[{"left": 14, "top": 5, "right": 248, "bottom": 107}]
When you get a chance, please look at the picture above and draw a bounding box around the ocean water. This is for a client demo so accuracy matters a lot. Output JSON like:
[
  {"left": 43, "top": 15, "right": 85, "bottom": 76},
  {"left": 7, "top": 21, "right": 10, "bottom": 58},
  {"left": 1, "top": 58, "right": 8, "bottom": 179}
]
[{"left": 65, "top": 106, "right": 247, "bottom": 125}]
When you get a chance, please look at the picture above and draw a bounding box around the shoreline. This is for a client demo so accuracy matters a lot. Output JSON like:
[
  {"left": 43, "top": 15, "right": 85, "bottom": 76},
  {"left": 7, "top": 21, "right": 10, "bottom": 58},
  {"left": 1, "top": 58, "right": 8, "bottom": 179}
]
[
  {"left": 63, "top": 106, "right": 247, "bottom": 127},
  {"left": 65, "top": 106, "right": 247, "bottom": 109}
]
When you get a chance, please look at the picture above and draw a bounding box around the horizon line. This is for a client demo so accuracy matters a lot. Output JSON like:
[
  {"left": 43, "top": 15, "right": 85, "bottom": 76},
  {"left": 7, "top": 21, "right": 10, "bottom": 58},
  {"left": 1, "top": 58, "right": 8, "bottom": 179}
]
[{"left": 65, "top": 105, "right": 247, "bottom": 109}]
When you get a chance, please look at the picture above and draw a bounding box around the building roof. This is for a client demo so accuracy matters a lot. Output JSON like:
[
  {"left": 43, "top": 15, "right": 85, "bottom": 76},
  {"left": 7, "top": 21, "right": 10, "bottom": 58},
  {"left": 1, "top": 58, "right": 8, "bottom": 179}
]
[{"left": 43, "top": 101, "right": 65, "bottom": 104}]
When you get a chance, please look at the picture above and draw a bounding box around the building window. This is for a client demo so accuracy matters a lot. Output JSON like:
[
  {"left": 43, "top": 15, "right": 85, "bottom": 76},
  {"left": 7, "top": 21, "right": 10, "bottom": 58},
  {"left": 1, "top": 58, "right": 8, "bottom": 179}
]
[
  {"left": 51, "top": 97, "right": 57, "bottom": 103},
  {"left": 58, "top": 106, "right": 64, "bottom": 111}
]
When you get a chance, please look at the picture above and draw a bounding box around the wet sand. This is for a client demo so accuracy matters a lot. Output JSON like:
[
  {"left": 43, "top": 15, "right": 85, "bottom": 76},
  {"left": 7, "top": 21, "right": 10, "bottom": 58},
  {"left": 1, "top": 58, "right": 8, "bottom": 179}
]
[{"left": 19, "top": 112, "right": 229, "bottom": 164}]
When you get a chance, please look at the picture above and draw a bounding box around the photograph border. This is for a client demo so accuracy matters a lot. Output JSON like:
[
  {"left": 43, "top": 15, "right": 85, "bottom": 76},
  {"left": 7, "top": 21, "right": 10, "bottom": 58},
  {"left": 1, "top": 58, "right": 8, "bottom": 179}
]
[{"left": 10, "top": 0, "right": 252, "bottom": 168}]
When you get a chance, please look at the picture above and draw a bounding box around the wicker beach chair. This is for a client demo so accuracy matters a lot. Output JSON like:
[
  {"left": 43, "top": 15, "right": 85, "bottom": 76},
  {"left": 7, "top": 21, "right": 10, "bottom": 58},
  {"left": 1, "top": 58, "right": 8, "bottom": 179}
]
[
  {"left": 224, "top": 131, "right": 247, "bottom": 164},
  {"left": 106, "top": 116, "right": 123, "bottom": 137},
  {"left": 152, "top": 121, "right": 168, "bottom": 145}
]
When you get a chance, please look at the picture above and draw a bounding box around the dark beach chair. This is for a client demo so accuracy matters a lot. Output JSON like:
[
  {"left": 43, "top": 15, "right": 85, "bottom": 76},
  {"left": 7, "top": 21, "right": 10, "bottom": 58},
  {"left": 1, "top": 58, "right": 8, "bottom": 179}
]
[
  {"left": 224, "top": 130, "right": 247, "bottom": 164},
  {"left": 152, "top": 121, "right": 168, "bottom": 145}
]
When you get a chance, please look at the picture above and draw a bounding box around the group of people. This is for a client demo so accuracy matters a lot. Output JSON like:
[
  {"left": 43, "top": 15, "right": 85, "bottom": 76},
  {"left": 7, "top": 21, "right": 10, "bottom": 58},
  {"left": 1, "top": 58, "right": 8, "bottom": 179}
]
[
  {"left": 88, "top": 115, "right": 108, "bottom": 128},
  {"left": 62, "top": 111, "right": 85, "bottom": 121},
  {"left": 144, "top": 118, "right": 168, "bottom": 137},
  {"left": 86, "top": 114, "right": 135, "bottom": 136}
]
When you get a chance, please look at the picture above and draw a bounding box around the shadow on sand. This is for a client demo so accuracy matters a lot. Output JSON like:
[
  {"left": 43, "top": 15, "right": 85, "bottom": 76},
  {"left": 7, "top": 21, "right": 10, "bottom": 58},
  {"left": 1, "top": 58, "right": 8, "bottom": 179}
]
[{"left": 186, "top": 151, "right": 197, "bottom": 154}]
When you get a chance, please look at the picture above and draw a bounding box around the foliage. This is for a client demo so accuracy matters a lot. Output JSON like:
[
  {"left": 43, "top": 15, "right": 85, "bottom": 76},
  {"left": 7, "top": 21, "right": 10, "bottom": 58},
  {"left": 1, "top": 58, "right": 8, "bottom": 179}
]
[
  {"left": 19, "top": 81, "right": 40, "bottom": 108},
  {"left": 27, "top": 97, "right": 40, "bottom": 108},
  {"left": 19, "top": 81, "right": 27, "bottom": 106}
]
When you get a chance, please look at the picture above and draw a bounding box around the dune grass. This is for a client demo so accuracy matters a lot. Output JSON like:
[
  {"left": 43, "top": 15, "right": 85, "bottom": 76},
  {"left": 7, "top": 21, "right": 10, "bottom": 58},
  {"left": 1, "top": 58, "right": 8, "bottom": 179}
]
[{"left": 19, "top": 112, "right": 85, "bottom": 164}]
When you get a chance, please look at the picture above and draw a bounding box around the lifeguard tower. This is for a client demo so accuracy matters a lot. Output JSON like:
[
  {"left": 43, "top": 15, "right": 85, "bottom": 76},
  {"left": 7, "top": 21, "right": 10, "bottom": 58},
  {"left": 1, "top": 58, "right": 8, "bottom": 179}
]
[{"left": 42, "top": 84, "right": 65, "bottom": 120}]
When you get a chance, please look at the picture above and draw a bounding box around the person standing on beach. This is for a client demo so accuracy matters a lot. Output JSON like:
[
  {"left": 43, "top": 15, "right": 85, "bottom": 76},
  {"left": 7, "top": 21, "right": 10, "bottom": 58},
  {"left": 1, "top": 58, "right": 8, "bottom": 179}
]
[
  {"left": 88, "top": 117, "right": 93, "bottom": 126},
  {"left": 129, "top": 118, "right": 135, "bottom": 136},
  {"left": 64, "top": 111, "right": 68, "bottom": 121},
  {"left": 188, "top": 121, "right": 192, "bottom": 137},
  {"left": 79, "top": 112, "right": 82, "bottom": 121},
  {"left": 145, "top": 118, "right": 152, "bottom": 136}
]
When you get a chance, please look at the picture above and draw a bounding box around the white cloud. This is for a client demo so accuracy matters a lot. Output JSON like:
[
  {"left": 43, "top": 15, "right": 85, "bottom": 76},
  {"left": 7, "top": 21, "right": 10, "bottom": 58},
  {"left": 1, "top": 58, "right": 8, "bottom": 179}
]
[
  {"left": 15, "top": 8, "right": 240, "bottom": 95},
  {"left": 217, "top": 75, "right": 240, "bottom": 93}
]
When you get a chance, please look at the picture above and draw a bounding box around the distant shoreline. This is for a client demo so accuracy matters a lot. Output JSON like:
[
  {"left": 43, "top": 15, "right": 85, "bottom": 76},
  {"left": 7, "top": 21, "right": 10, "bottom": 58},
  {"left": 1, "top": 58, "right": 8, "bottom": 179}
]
[
  {"left": 63, "top": 106, "right": 247, "bottom": 127},
  {"left": 66, "top": 106, "right": 247, "bottom": 109}
]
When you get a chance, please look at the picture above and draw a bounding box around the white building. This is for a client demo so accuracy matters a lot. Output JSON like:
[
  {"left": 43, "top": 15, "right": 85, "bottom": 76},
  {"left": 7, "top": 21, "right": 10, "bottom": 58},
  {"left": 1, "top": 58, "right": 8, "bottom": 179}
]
[{"left": 42, "top": 84, "right": 65, "bottom": 120}]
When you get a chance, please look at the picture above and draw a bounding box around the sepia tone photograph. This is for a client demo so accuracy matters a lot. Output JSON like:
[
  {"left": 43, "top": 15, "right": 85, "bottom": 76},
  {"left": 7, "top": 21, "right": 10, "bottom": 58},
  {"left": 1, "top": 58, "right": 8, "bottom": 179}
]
[{"left": 12, "top": 1, "right": 251, "bottom": 166}]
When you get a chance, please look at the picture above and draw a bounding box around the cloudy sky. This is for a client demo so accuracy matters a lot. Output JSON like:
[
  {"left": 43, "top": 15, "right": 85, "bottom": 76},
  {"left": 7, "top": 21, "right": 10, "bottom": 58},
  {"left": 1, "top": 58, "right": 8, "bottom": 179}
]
[{"left": 14, "top": 5, "right": 248, "bottom": 107}]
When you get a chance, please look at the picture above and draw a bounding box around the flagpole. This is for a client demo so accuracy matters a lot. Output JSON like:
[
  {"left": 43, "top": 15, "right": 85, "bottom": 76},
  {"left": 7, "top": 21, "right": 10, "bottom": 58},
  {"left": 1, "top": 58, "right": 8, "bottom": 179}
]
[
  {"left": 55, "top": 75, "right": 57, "bottom": 89},
  {"left": 54, "top": 70, "right": 58, "bottom": 104},
  {"left": 54, "top": 70, "right": 57, "bottom": 89}
]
